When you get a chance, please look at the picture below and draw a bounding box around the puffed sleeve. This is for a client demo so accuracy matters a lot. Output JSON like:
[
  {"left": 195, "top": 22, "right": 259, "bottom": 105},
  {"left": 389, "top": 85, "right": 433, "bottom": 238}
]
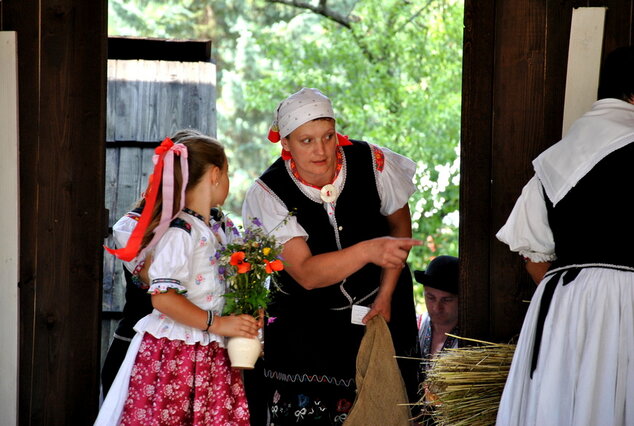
[
  {"left": 112, "top": 212, "right": 142, "bottom": 273},
  {"left": 496, "top": 175, "right": 557, "bottom": 263},
  {"left": 147, "top": 227, "right": 193, "bottom": 295},
  {"left": 374, "top": 145, "right": 417, "bottom": 215},
  {"left": 242, "top": 180, "right": 309, "bottom": 244}
]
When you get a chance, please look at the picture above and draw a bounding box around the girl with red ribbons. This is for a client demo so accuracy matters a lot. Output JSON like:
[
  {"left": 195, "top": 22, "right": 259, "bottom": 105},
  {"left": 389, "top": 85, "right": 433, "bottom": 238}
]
[{"left": 96, "top": 134, "right": 260, "bottom": 426}]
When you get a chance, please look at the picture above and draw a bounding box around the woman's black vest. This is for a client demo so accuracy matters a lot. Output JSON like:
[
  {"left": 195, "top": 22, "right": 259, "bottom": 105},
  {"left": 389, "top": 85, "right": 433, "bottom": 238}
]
[{"left": 259, "top": 140, "right": 389, "bottom": 314}]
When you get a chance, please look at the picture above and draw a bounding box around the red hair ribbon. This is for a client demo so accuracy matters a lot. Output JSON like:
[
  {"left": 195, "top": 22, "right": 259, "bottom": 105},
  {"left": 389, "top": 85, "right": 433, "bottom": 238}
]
[{"left": 105, "top": 137, "right": 188, "bottom": 262}]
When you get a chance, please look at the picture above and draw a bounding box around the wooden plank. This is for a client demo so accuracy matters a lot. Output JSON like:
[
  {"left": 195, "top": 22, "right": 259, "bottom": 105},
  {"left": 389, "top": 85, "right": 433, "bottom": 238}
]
[
  {"left": 0, "top": 31, "right": 20, "bottom": 426},
  {"left": 115, "top": 147, "right": 144, "bottom": 220},
  {"left": 459, "top": 0, "right": 496, "bottom": 340},
  {"left": 489, "top": 0, "right": 549, "bottom": 341},
  {"left": 108, "top": 36, "right": 212, "bottom": 62},
  {"left": 3, "top": 0, "right": 108, "bottom": 423},
  {"left": 105, "top": 148, "right": 120, "bottom": 226},
  {"left": 107, "top": 59, "right": 217, "bottom": 142},
  {"left": 2, "top": 1, "right": 41, "bottom": 421}
]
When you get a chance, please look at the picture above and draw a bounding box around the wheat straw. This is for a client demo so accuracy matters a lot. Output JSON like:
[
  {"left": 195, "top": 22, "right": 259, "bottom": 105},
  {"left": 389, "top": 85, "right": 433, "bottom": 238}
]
[{"left": 415, "top": 336, "right": 516, "bottom": 426}]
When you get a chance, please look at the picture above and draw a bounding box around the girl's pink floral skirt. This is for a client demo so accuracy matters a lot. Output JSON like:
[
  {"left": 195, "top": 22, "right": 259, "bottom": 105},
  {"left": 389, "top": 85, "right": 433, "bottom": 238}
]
[{"left": 119, "top": 334, "right": 250, "bottom": 426}]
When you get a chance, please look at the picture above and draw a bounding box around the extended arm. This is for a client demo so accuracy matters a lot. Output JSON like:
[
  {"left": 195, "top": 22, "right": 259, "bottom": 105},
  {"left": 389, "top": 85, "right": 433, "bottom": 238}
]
[
  {"left": 281, "top": 231, "right": 420, "bottom": 290},
  {"left": 363, "top": 205, "right": 413, "bottom": 322}
]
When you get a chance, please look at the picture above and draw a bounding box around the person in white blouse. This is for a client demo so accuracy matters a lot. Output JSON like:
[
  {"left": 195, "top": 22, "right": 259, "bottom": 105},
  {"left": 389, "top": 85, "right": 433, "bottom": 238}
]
[
  {"left": 495, "top": 46, "right": 634, "bottom": 426},
  {"left": 96, "top": 134, "right": 260, "bottom": 425},
  {"left": 242, "top": 88, "right": 422, "bottom": 424}
]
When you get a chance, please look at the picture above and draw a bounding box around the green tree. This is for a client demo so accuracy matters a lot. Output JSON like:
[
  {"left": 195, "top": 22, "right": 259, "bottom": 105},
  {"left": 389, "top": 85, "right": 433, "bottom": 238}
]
[
  {"left": 246, "top": 0, "right": 463, "bottom": 272},
  {"left": 108, "top": 0, "right": 464, "bottom": 295}
]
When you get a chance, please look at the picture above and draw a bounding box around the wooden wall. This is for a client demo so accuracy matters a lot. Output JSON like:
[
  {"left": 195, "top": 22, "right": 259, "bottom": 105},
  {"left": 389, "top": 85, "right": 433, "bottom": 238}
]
[
  {"left": 1, "top": 0, "right": 107, "bottom": 424},
  {"left": 460, "top": 0, "right": 634, "bottom": 341}
]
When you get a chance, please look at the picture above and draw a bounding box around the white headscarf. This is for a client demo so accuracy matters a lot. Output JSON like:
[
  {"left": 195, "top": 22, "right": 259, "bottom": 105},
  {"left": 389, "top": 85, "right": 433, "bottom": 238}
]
[{"left": 269, "top": 88, "right": 335, "bottom": 140}]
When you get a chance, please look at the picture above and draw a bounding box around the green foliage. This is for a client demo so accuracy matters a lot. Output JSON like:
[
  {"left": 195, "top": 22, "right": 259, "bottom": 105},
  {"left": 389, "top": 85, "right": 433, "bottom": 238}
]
[
  {"left": 108, "top": 0, "right": 464, "bottom": 310},
  {"left": 245, "top": 0, "right": 464, "bottom": 274}
]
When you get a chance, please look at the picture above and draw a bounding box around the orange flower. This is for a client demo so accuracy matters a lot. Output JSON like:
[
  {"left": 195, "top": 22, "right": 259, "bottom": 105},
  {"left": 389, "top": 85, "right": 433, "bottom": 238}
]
[
  {"left": 230, "top": 251, "right": 251, "bottom": 274},
  {"left": 264, "top": 259, "right": 284, "bottom": 274}
]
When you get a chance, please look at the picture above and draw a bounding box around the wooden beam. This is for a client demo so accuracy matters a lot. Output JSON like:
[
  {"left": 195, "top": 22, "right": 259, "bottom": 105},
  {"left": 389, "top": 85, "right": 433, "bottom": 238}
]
[
  {"left": 108, "top": 36, "right": 212, "bottom": 62},
  {"left": 2, "top": 0, "right": 107, "bottom": 423}
]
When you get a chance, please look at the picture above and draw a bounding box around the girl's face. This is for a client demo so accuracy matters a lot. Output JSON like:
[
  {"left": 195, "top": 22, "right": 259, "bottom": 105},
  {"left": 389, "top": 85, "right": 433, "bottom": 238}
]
[
  {"left": 280, "top": 119, "right": 337, "bottom": 187},
  {"left": 211, "top": 161, "right": 230, "bottom": 206}
]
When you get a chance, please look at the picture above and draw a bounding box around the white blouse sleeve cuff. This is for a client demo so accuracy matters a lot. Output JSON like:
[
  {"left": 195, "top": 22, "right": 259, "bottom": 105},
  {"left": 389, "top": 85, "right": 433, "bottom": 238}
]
[
  {"left": 375, "top": 145, "right": 417, "bottom": 216},
  {"left": 148, "top": 279, "right": 188, "bottom": 295},
  {"left": 518, "top": 250, "right": 557, "bottom": 263},
  {"left": 242, "top": 181, "right": 309, "bottom": 244},
  {"left": 496, "top": 175, "right": 556, "bottom": 260}
]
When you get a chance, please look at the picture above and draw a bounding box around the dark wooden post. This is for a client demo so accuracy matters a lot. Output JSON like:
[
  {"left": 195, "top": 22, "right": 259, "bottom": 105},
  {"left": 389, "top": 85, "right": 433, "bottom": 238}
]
[
  {"left": 460, "top": 0, "right": 634, "bottom": 342},
  {"left": 1, "top": 0, "right": 107, "bottom": 423}
]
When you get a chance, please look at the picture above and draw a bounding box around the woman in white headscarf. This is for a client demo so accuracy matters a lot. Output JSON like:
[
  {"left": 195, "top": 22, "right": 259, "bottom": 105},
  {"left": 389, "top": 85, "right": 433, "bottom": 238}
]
[
  {"left": 242, "top": 88, "right": 421, "bottom": 425},
  {"left": 496, "top": 46, "right": 634, "bottom": 426}
]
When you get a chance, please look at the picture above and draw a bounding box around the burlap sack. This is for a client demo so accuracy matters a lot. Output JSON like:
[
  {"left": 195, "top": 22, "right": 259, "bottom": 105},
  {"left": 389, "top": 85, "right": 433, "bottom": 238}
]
[{"left": 344, "top": 316, "right": 411, "bottom": 425}]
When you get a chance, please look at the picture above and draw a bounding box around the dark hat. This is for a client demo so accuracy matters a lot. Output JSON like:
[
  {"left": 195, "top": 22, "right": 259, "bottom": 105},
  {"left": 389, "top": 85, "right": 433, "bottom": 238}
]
[{"left": 414, "top": 255, "right": 459, "bottom": 295}]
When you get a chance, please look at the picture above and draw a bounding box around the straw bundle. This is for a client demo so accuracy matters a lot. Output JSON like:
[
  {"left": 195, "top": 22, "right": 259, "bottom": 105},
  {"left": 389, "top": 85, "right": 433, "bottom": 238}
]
[{"left": 418, "top": 335, "right": 516, "bottom": 426}]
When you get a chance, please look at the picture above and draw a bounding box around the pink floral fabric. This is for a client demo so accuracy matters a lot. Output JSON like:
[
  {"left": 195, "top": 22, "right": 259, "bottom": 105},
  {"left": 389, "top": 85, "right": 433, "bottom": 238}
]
[{"left": 120, "top": 334, "right": 250, "bottom": 425}]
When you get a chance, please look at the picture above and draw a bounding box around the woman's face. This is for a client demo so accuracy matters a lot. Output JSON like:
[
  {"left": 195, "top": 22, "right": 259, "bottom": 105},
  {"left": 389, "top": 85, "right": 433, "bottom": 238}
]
[{"left": 281, "top": 119, "right": 337, "bottom": 187}]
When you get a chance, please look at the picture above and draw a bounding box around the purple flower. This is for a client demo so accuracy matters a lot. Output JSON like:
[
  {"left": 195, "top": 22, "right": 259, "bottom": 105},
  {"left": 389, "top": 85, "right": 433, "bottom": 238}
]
[
  {"left": 219, "top": 266, "right": 226, "bottom": 275},
  {"left": 252, "top": 217, "right": 263, "bottom": 227},
  {"left": 212, "top": 222, "right": 222, "bottom": 232},
  {"left": 214, "top": 251, "right": 222, "bottom": 260},
  {"left": 267, "top": 316, "right": 277, "bottom": 324}
]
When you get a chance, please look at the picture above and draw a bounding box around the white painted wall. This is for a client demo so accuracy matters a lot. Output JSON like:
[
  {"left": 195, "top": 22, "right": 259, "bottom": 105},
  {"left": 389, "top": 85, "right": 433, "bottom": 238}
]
[
  {"left": 0, "top": 31, "right": 19, "bottom": 426},
  {"left": 562, "top": 7, "right": 606, "bottom": 136}
]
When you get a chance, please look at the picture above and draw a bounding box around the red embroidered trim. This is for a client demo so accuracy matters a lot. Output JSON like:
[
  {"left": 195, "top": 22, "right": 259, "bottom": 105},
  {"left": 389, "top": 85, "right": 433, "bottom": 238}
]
[
  {"left": 371, "top": 145, "right": 385, "bottom": 172},
  {"left": 125, "top": 213, "right": 141, "bottom": 222},
  {"left": 289, "top": 148, "right": 344, "bottom": 189}
]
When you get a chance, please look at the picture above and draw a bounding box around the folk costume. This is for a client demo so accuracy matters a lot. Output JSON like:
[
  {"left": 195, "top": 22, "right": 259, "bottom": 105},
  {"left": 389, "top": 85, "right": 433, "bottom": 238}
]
[
  {"left": 496, "top": 98, "right": 634, "bottom": 426},
  {"left": 100, "top": 207, "right": 154, "bottom": 398},
  {"left": 96, "top": 140, "right": 249, "bottom": 426},
  {"left": 243, "top": 87, "right": 420, "bottom": 425}
]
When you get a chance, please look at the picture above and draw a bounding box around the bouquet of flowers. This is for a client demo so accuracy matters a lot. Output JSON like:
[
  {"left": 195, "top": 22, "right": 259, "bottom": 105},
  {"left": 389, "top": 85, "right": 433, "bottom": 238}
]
[{"left": 218, "top": 217, "right": 286, "bottom": 317}]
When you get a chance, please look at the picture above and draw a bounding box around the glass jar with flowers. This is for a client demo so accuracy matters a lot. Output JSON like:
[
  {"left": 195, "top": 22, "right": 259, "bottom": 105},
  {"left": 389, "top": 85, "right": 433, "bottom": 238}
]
[{"left": 218, "top": 216, "right": 286, "bottom": 369}]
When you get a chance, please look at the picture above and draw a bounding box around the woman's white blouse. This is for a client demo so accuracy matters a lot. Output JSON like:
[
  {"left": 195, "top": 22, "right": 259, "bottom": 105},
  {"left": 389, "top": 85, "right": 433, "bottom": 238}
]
[
  {"left": 134, "top": 211, "right": 228, "bottom": 346},
  {"left": 496, "top": 175, "right": 557, "bottom": 263},
  {"left": 242, "top": 144, "right": 417, "bottom": 243}
]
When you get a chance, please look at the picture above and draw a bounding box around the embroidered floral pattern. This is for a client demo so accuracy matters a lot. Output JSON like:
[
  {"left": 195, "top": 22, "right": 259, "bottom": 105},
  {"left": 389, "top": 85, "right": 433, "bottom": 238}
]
[
  {"left": 148, "top": 279, "right": 187, "bottom": 295},
  {"left": 119, "top": 335, "right": 249, "bottom": 425},
  {"left": 370, "top": 144, "right": 385, "bottom": 172},
  {"left": 195, "top": 274, "right": 205, "bottom": 285},
  {"left": 268, "top": 387, "right": 351, "bottom": 425},
  {"left": 125, "top": 212, "right": 141, "bottom": 222}
]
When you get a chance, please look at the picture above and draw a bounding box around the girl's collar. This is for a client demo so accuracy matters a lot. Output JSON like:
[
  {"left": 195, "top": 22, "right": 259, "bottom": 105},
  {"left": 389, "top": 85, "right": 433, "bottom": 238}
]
[{"left": 183, "top": 207, "right": 207, "bottom": 224}]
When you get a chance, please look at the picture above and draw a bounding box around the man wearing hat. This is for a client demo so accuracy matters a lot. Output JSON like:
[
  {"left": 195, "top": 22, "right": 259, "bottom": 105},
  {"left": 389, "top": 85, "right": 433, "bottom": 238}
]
[{"left": 414, "top": 255, "right": 460, "bottom": 380}]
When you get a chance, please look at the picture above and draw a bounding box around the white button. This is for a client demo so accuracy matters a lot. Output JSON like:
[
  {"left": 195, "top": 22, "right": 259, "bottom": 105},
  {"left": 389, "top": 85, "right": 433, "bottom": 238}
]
[{"left": 338, "top": 226, "right": 343, "bottom": 231}]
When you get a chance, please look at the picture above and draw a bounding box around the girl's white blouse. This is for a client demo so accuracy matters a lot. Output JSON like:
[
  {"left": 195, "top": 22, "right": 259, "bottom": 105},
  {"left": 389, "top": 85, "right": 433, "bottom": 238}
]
[
  {"left": 134, "top": 211, "right": 229, "bottom": 347},
  {"left": 242, "top": 144, "right": 417, "bottom": 242}
]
